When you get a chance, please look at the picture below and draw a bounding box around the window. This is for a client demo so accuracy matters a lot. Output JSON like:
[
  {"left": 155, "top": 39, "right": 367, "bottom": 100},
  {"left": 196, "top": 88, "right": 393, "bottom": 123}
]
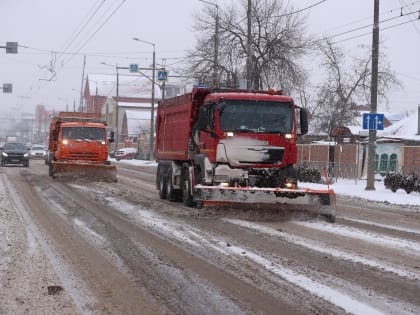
[
  {"left": 62, "top": 127, "right": 106, "bottom": 141},
  {"left": 4, "top": 143, "right": 26, "bottom": 150},
  {"left": 219, "top": 100, "right": 293, "bottom": 133},
  {"left": 389, "top": 153, "right": 398, "bottom": 172},
  {"left": 379, "top": 153, "right": 389, "bottom": 176}
]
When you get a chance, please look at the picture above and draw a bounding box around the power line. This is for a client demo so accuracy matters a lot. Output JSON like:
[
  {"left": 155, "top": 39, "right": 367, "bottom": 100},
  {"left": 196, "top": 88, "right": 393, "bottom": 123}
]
[
  {"left": 19, "top": 0, "right": 122, "bottom": 102},
  {"left": 235, "top": 0, "right": 327, "bottom": 24},
  {"left": 307, "top": 9, "right": 419, "bottom": 46},
  {"left": 399, "top": 0, "right": 420, "bottom": 36},
  {"left": 327, "top": 11, "right": 418, "bottom": 41},
  {"left": 26, "top": 1, "right": 107, "bottom": 91},
  {"left": 333, "top": 18, "right": 419, "bottom": 44},
  {"left": 59, "top": 0, "right": 107, "bottom": 57},
  {"left": 317, "top": 1, "right": 420, "bottom": 34},
  {"left": 60, "top": 0, "right": 127, "bottom": 73},
  {"left": 274, "top": 0, "right": 327, "bottom": 18}
]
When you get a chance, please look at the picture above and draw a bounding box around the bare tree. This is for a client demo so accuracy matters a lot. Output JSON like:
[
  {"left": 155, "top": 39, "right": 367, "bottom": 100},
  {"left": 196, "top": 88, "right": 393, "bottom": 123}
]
[
  {"left": 187, "top": 0, "right": 310, "bottom": 91},
  {"left": 310, "top": 39, "right": 401, "bottom": 134}
]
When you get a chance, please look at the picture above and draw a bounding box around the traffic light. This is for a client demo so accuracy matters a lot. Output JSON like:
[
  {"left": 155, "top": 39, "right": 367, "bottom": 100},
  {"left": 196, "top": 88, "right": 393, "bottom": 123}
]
[
  {"left": 2, "top": 83, "right": 12, "bottom": 93},
  {"left": 6, "top": 42, "right": 18, "bottom": 54}
]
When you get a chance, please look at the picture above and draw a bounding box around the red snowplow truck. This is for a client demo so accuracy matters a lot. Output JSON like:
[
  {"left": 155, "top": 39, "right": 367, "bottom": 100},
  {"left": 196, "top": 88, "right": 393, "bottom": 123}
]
[{"left": 155, "top": 87, "right": 335, "bottom": 221}]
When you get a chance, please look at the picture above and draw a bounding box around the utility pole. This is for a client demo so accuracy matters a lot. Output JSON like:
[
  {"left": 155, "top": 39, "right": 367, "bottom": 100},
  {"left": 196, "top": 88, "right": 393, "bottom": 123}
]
[
  {"left": 366, "top": 0, "right": 380, "bottom": 191},
  {"left": 79, "top": 55, "right": 86, "bottom": 112},
  {"left": 150, "top": 48, "right": 156, "bottom": 160},
  {"left": 116, "top": 66, "right": 120, "bottom": 150},
  {"left": 246, "top": 0, "right": 252, "bottom": 90},
  {"left": 132, "top": 37, "right": 156, "bottom": 161},
  {"left": 198, "top": 0, "right": 219, "bottom": 88},
  {"left": 214, "top": 4, "right": 219, "bottom": 87}
]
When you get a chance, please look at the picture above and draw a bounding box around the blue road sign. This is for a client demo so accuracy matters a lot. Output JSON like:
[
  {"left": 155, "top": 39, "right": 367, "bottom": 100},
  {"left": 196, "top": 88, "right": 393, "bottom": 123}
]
[
  {"left": 362, "top": 113, "right": 385, "bottom": 130},
  {"left": 129, "top": 64, "right": 138, "bottom": 72},
  {"left": 157, "top": 70, "right": 168, "bottom": 81}
]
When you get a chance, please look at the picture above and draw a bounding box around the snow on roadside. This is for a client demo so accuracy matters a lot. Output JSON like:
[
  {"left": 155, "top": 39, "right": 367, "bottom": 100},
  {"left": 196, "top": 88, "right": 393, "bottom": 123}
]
[
  {"left": 0, "top": 174, "right": 88, "bottom": 314},
  {"left": 301, "top": 178, "right": 420, "bottom": 207}
]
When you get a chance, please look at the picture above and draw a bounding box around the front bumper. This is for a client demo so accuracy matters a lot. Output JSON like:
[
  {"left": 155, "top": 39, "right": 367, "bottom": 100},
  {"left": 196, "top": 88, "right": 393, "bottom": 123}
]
[
  {"left": 2, "top": 156, "right": 29, "bottom": 165},
  {"left": 31, "top": 153, "right": 46, "bottom": 159}
]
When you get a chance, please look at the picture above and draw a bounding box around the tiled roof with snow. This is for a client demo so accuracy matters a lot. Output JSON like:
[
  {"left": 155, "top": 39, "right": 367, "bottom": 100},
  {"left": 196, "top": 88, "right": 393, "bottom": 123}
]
[{"left": 379, "top": 110, "right": 420, "bottom": 141}]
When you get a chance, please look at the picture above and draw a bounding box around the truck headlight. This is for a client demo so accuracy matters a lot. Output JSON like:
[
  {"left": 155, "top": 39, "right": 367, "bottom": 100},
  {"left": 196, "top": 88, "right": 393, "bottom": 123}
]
[
  {"left": 2, "top": 152, "right": 8, "bottom": 157},
  {"left": 284, "top": 179, "right": 297, "bottom": 189},
  {"left": 24, "top": 153, "right": 29, "bottom": 158}
]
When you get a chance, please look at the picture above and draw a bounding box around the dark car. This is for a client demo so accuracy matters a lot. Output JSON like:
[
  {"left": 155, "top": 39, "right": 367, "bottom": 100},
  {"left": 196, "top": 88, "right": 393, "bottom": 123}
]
[{"left": 1, "top": 142, "right": 30, "bottom": 167}]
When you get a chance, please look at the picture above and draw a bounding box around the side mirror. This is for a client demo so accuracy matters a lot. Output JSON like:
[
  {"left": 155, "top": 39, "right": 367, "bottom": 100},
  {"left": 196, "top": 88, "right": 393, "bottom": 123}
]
[
  {"left": 52, "top": 130, "right": 58, "bottom": 141},
  {"left": 298, "top": 107, "right": 309, "bottom": 135},
  {"left": 108, "top": 131, "right": 115, "bottom": 143}
]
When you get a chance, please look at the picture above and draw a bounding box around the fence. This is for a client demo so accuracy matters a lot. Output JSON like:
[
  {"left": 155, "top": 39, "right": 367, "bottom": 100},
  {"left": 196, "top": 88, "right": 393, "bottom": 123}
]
[
  {"left": 297, "top": 143, "right": 360, "bottom": 179},
  {"left": 297, "top": 143, "right": 420, "bottom": 180}
]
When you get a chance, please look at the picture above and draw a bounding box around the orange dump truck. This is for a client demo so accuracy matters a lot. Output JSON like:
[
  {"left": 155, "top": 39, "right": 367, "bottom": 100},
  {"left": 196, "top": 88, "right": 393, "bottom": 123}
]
[{"left": 47, "top": 112, "right": 116, "bottom": 182}]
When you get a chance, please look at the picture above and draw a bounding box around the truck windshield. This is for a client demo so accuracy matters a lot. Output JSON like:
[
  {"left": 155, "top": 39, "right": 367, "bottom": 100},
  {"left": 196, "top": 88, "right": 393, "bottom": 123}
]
[
  {"left": 219, "top": 100, "right": 293, "bottom": 133},
  {"left": 62, "top": 127, "right": 105, "bottom": 141}
]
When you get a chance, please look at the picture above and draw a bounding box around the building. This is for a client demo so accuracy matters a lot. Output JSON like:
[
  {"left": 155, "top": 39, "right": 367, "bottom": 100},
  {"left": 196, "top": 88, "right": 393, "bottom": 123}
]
[
  {"left": 298, "top": 108, "right": 417, "bottom": 179},
  {"left": 83, "top": 73, "right": 162, "bottom": 149}
]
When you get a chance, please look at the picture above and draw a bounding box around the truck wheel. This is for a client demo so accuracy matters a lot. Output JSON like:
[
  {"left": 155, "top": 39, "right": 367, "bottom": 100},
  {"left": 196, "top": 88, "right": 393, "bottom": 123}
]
[
  {"left": 48, "top": 163, "right": 54, "bottom": 177},
  {"left": 166, "top": 169, "right": 177, "bottom": 202},
  {"left": 159, "top": 173, "right": 167, "bottom": 199},
  {"left": 182, "top": 168, "right": 195, "bottom": 207},
  {"left": 194, "top": 166, "right": 205, "bottom": 185}
]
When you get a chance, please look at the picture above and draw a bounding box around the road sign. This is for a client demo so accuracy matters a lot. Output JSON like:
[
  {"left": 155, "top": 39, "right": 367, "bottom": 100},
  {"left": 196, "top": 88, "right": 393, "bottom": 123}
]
[
  {"left": 362, "top": 113, "right": 384, "bottom": 130},
  {"left": 129, "top": 64, "right": 138, "bottom": 73},
  {"left": 6, "top": 42, "right": 18, "bottom": 54},
  {"left": 2, "top": 83, "right": 12, "bottom": 93},
  {"left": 157, "top": 70, "right": 168, "bottom": 81}
]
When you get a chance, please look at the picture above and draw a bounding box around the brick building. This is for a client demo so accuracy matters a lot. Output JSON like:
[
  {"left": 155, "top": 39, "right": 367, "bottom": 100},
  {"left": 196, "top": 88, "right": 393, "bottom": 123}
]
[
  {"left": 83, "top": 74, "right": 161, "bottom": 149},
  {"left": 299, "top": 108, "right": 420, "bottom": 179}
]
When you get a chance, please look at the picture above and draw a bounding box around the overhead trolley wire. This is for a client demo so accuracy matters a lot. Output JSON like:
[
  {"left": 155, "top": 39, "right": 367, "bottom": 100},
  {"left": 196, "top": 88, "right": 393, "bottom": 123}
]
[
  {"left": 59, "top": 0, "right": 107, "bottom": 57},
  {"left": 333, "top": 17, "right": 420, "bottom": 44}
]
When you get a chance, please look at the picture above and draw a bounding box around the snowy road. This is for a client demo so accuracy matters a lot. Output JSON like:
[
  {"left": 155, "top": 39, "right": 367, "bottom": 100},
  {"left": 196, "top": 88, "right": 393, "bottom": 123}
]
[{"left": 1, "top": 160, "right": 420, "bottom": 314}]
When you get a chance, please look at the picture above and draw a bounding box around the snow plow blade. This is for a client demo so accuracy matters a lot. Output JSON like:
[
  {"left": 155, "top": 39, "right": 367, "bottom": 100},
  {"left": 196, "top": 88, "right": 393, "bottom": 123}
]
[
  {"left": 194, "top": 185, "right": 336, "bottom": 222},
  {"left": 51, "top": 162, "right": 117, "bottom": 182}
]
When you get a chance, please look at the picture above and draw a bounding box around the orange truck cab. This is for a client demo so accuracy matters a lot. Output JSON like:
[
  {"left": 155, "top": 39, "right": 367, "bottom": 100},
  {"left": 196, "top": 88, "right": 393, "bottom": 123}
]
[{"left": 47, "top": 112, "right": 116, "bottom": 181}]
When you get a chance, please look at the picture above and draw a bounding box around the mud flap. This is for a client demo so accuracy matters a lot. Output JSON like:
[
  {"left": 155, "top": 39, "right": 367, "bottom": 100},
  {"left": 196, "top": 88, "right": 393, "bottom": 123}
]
[
  {"left": 194, "top": 185, "right": 336, "bottom": 222},
  {"left": 52, "top": 162, "right": 117, "bottom": 182}
]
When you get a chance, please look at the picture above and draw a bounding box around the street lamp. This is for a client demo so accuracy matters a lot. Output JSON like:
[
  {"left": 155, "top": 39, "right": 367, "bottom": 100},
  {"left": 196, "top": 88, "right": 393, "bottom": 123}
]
[
  {"left": 132, "top": 37, "right": 156, "bottom": 160},
  {"left": 101, "top": 62, "right": 125, "bottom": 150},
  {"left": 198, "top": 0, "right": 219, "bottom": 87}
]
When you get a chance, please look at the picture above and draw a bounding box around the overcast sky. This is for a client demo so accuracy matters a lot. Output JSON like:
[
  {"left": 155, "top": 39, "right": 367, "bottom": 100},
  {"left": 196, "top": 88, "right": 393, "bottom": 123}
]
[{"left": 1, "top": 0, "right": 419, "bottom": 119}]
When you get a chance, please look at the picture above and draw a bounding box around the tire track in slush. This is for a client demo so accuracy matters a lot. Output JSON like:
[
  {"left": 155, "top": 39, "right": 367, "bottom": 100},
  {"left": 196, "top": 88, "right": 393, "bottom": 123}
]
[{"left": 103, "top": 195, "right": 419, "bottom": 315}]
